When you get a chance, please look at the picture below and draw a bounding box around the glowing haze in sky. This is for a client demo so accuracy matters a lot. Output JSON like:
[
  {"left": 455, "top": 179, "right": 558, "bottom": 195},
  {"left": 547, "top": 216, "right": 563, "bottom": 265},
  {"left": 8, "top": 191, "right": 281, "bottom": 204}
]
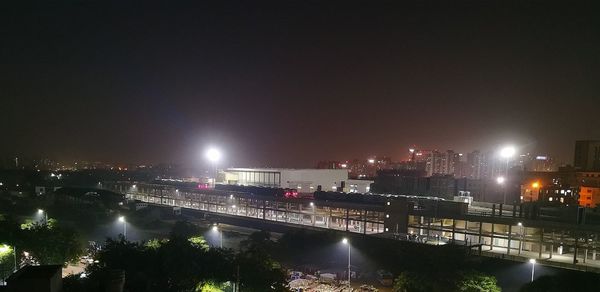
[{"left": 1, "top": 1, "right": 598, "bottom": 167}]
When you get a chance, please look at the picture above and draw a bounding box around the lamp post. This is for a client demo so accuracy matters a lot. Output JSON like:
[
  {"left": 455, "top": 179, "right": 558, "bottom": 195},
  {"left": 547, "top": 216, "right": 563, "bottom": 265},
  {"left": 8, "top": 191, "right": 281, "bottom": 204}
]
[
  {"left": 342, "top": 238, "right": 351, "bottom": 287},
  {"left": 38, "top": 209, "right": 48, "bottom": 225},
  {"left": 518, "top": 222, "right": 523, "bottom": 254},
  {"left": 496, "top": 177, "right": 505, "bottom": 212},
  {"left": 531, "top": 182, "right": 540, "bottom": 202},
  {"left": 212, "top": 225, "right": 223, "bottom": 248},
  {"left": 205, "top": 147, "right": 222, "bottom": 187},
  {"left": 310, "top": 202, "right": 315, "bottom": 226},
  {"left": 118, "top": 216, "right": 127, "bottom": 240},
  {"left": 529, "top": 259, "right": 536, "bottom": 282},
  {"left": 499, "top": 146, "right": 516, "bottom": 204}
]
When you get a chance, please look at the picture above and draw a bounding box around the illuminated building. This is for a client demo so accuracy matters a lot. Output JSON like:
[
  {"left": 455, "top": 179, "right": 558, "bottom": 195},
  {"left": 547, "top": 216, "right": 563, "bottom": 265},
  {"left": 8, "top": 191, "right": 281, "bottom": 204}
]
[{"left": 220, "top": 168, "right": 372, "bottom": 193}]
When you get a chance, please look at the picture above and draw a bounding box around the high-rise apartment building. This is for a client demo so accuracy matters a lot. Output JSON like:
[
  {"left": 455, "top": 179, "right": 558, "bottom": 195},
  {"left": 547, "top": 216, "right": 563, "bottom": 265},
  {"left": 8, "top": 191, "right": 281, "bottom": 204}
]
[{"left": 574, "top": 140, "right": 600, "bottom": 171}]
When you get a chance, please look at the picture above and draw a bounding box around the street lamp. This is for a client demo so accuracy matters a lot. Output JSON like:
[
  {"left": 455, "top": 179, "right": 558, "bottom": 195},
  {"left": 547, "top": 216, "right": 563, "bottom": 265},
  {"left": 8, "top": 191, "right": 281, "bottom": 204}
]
[
  {"left": 205, "top": 147, "right": 222, "bottom": 186},
  {"left": 531, "top": 182, "right": 540, "bottom": 202},
  {"left": 518, "top": 222, "right": 524, "bottom": 254},
  {"left": 496, "top": 176, "right": 507, "bottom": 210},
  {"left": 529, "top": 259, "right": 536, "bottom": 282},
  {"left": 499, "top": 146, "right": 516, "bottom": 159},
  {"left": 212, "top": 225, "right": 223, "bottom": 248},
  {"left": 342, "top": 238, "right": 351, "bottom": 286},
  {"left": 118, "top": 216, "right": 127, "bottom": 240},
  {"left": 38, "top": 209, "right": 48, "bottom": 224},
  {"left": 499, "top": 146, "right": 516, "bottom": 204}
]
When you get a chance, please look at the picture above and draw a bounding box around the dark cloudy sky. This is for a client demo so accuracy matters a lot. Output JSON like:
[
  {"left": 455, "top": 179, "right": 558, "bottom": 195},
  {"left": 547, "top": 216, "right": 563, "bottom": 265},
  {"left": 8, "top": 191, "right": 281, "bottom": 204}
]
[{"left": 1, "top": 1, "right": 599, "bottom": 167}]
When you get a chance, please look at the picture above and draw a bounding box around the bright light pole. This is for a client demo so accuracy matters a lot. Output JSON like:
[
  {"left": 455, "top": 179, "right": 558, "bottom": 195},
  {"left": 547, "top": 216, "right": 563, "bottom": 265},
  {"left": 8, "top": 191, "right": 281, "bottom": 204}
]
[
  {"left": 529, "top": 259, "right": 536, "bottom": 282},
  {"left": 310, "top": 202, "right": 315, "bottom": 226},
  {"left": 212, "top": 225, "right": 223, "bottom": 248},
  {"left": 499, "top": 146, "right": 516, "bottom": 204},
  {"left": 118, "top": 216, "right": 127, "bottom": 240},
  {"left": 205, "top": 147, "right": 222, "bottom": 187},
  {"left": 518, "top": 222, "right": 524, "bottom": 254},
  {"left": 37, "top": 209, "right": 47, "bottom": 224},
  {"left": 496, "top": 176, "right": 506, "bottom": 210},
  {"left": 531, "top": 182, "right": 540, "bottom": 202},
  {"left": 342, "top": 238, "right": 351, "bottom": 287}
]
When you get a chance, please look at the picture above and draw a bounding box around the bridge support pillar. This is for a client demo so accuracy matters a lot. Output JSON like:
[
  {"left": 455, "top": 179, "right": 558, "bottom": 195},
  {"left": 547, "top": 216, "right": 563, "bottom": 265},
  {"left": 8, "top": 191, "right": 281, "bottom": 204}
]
[
  {"left": 507, "top": 224, "right": 512, "bottom": 255},
  {"left": 345, "top": 209, "right": 349, "bottom": 232},
  {"left": 490, "top": 223, "right": 495, "bottom": 251},
  {"left": 539, "top": 229, "right": 543, "bottom": 259}
]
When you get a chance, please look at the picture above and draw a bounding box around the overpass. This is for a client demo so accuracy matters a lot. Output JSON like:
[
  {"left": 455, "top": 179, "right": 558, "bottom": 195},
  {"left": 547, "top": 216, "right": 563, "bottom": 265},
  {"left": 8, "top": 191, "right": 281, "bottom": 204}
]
[{"left": 106, "top": 182, "right": 600, "bottom": 273}]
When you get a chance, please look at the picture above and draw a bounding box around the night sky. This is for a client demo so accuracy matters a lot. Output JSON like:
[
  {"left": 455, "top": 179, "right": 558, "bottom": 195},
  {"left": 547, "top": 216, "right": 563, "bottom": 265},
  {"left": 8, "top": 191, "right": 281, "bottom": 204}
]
[{"left": 2, "top": 1, "right": 599, "bottom": 167}]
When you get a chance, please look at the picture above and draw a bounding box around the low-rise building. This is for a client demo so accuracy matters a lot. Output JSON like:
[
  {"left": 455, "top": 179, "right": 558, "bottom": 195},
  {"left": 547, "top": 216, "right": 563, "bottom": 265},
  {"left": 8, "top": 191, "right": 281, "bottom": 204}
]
[
  {"left": 220, "top": 168, "right": 352, "bottom": 193},
  {"left": 579, "top": 186, "right": 600, "bottom": 208}
]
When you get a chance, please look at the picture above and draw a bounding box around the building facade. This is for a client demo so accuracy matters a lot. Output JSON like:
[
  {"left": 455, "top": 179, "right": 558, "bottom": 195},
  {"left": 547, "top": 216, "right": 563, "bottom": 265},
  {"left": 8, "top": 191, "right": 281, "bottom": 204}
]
[
  {"left": 220, "top": 168, "right": 371, "bottom": 193},
  {"left": 574, "top": 140, "right": 600, "bottom": 171}
]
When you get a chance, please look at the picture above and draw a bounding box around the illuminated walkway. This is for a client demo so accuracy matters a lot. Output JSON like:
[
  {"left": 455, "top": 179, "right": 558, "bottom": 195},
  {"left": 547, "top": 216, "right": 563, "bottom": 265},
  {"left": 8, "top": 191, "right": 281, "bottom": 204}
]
[{"left": 107, "top": 182, "right": 600, "bottom": 273}]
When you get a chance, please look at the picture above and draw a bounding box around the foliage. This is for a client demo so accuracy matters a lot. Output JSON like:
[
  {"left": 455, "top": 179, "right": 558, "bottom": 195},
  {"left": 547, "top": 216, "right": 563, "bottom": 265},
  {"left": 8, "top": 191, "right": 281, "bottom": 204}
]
[
  {"left": 393, "top": 271, "right": 436, "bottom": 292},
  {"left": 188, "top": 236, "right": 210, "bottom": 250},
  {"left": 144, "top": 238, "right": 168, "bottom": 249},
  {"left": 519, "top": 272, "right": 600, "bottom": 292},
  {"left": 237, "top": 231, "right": 287, "bottom": 292},
  {"left": 456, "top": 271, "right": 501, "bottom": 292},
  {"left": 20, "top": 219, "right": 36, "bottom": 230},
  {"left": 0, "top": 244, "right": 15, "bottom": 280},
  {"left": 170, "top": 220, "right": 204, "bottom": 240},
  {"left": 196, "top": 281, "right": 231, "bottom": 292},
  {"left": 393, "top": 270, "right": 500, "bottom": 292},
  {"left": 69, "top": 225, "right": 287, "bottom": 292},
  {"left": 19, "top": 222, "right": 84, "bottom": 265},
  {"left": 0, "top": 215, "right": 83, "bottom": 266}
]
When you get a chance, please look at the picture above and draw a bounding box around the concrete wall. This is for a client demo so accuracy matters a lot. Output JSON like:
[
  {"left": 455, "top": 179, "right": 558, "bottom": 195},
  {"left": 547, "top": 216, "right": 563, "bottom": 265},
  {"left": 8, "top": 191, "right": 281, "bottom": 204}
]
[{"left": 222, "top": 168, "right": 349, "bottom": 193}]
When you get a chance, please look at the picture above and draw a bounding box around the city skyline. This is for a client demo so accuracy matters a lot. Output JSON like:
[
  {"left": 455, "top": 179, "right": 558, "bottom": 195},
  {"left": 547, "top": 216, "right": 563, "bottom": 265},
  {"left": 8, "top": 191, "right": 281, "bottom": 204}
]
[{"left": 3, "top": 2, "right": 600, "bottom": 291}]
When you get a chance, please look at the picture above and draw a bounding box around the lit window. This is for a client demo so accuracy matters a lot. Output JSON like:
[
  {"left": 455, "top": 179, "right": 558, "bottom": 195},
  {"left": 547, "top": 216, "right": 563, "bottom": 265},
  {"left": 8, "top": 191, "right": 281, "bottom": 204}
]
[
  {"left": 549, "top": 197, "right": 553, "bottom": 202},
  {"left": 385, "top": 228, "right": 389, "bottom": 232}
]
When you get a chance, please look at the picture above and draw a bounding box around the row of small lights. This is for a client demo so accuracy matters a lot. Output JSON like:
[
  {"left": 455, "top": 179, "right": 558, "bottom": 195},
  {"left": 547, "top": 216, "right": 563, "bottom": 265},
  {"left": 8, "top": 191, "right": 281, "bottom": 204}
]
[{"left": 128, "top": 181, "right": 541, "bottom": 282}]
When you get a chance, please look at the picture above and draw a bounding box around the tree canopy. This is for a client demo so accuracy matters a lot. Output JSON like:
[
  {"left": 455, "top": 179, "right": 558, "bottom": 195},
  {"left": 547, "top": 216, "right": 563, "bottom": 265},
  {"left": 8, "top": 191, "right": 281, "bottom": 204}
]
[{"left": 71, "top": 222, "right": 287, "bottom": 292}]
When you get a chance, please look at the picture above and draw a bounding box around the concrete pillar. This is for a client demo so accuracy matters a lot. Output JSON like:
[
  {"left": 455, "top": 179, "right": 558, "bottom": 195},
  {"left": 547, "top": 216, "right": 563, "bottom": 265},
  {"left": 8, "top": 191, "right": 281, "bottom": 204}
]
[
  {"left": 345, "top": 209, "right": 349, "bottom": 232},
  {"left": 427, "top": 217, "right": 432, "bottom": 241},
  {"left": 478, "top": 222, "right": 482, "bottom": 244},
  {"left": 286, "top": 202, "right": 290, "bottom": 222},
  {"left": 574, "top": 235, "right": 579, "bottom": 265},
  {"left": 507, "top": 224, "right": 512, "bottom": 255},
  {"left": 490, "top": 223, "right": 495, "bottom": 251},
  {"left": 362, "top": 210, "right": 367, "bottom": 234},
  {"left": 452, "top": 219, "right": 456, "bottom": 244},
  {"left": 539, "top": 228, "right": 543, "bottom": 259},
  {"left": 549, "top": 231, "right": 554, "bottom": 259}
]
